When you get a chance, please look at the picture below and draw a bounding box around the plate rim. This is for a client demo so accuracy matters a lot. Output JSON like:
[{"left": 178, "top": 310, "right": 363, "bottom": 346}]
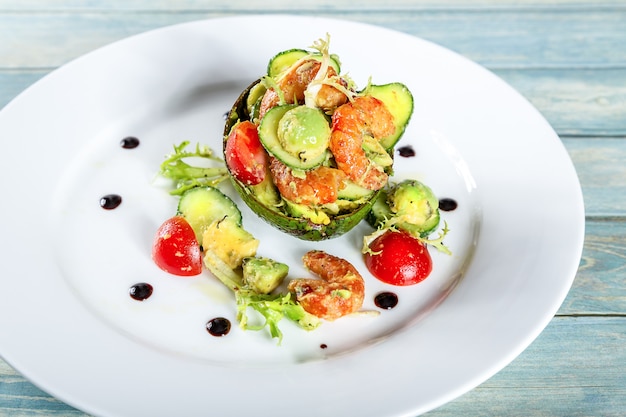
[{"left": 0, "top": 14, "right": 585, "bottom": 417}]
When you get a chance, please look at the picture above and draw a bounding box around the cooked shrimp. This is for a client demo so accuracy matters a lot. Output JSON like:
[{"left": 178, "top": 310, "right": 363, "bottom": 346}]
[
  {"left": 259, "top": 60, "right": 349, "bottom": 119},
  {"left": 288, "top": 250, "right": 365, "bottom": 321},
  {"left": 330, "top": 95, "right": 396, "bottom": 190},
  {"left": 268, "top": 157, "right": 346, "bottom": 205}
]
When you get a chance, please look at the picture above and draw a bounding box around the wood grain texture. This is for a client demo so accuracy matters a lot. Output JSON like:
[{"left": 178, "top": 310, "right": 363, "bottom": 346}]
[
  {"left": 1, "top": 0, "right": 626, "bottom": 10},
  {"left": 427, "top": 316, "right": 626, "bottom": 417},
  {"left": 1, "top": 8, "right": 625, "bottom": 68},
  {"left": 0, "top": 360, "right": 86, "bottom": 417},
  {"left": 558, "top": 219, "right": 626, "bottom": 314},
  {"left": 563, "top": 139, "right": 626, "bottom": 217},
  {"left": 495, "top": 69, "right": 626, "bottom": 136}
]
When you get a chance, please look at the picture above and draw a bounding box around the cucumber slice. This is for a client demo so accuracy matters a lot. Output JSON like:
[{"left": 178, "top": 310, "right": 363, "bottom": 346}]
[
  {"left": 365, "top": 83, "right": 414, "bottom": 150},
  {"left": 267, "top": 48, "right": 341, "bottom": 78},
  {"left": 259, "top": 104, "right": 330, "bottom": 170},
  {"left": 366, "top": 190, "right": 393, "bottom": 229},
  {"left": 337, "top": 180, "right": 375, "bottom": 201},
  {"left": 177, "top": 186, "right": 242, "bottom": 244}
]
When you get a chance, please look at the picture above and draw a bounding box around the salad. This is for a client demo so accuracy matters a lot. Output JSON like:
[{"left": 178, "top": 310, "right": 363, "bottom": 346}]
[
  {"left": 150, "top": 35, "right": 450, "bottom": 344},
  {"left": 223, "top": 34, "right": 414, "bottom": 241}
]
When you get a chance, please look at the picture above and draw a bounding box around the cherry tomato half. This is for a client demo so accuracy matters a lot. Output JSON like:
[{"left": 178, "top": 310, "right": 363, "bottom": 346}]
[
  {"left": 364, "top": 229, "right": 432, "bottom": 286},
  {"left": 225, "top": 120, "right": 268, "bottom": 185},
  {"left": 152, "top": 216, "right": 202, "bottom": 276}
]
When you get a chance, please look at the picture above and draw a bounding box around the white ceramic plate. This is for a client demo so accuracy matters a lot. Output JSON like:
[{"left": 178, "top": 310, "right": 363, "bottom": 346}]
[{"left": 0, "top": 15, "right": 584, "bottom": 417}]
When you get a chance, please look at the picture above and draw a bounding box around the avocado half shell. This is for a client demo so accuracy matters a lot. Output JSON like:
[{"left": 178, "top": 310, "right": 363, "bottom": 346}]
[{"left": 223, "top": 79, "right": 383, "bottom": 241}]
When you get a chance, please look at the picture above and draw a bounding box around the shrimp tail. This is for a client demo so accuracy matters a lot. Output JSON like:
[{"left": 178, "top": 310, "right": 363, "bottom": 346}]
[
  {"left": 330, "top": 95, "right": 395, "bottom": 190},
  {"left": 288, "top": 250, "right": 365, "bottom": 321}
]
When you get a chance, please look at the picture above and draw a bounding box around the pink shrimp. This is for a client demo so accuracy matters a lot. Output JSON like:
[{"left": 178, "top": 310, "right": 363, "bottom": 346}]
[
  {"left": 268, "top": 157, "right": 346, "bottom": 206},
  {"left": 288, "top": 250, "right": 365, "bottom": 321},
  {"left": 329, "top": 95, "right": 396, "bottom": 190},
  {"left": 258, "top": 60, "right": 349, "bottom": 119}
]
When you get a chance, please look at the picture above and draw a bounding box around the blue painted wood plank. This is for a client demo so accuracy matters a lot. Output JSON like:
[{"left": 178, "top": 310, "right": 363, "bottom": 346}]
[
  {"left": 557, "top": 218, "right": 626, "bottom": 315},
  {"left": 1, "top": 0, "right": 626, "bottom": 11},
  {"left": 0, "top": 70, "right": 46, "bottom": 110},
  {"left": 0, "top": 360, "right": 88, "bottom": 416},
  {"left": 0, "top": 9, "right": 625, "bottom": 68},
  {"left": 495, "top": 69, "right": 626, "bottom": 136},
  {"left": 563, "top": 138, "right": 626, "bottom": 217},
  {"left": 427, "top": 317, "right": 626, "bottom": 416}
]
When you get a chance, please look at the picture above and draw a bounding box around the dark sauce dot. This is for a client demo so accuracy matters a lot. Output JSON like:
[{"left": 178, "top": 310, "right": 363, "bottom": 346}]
[
  {"left": 120, "top": 136, "right": 140, "bottom": 149},
  {"left": 439, "top": 198, "right": 458, "bottom": 212},
  {"left": 397, "top": 145, "right": 416, "bottom": 158},
  {"left": 129, "top": 283, "right": 153, "bottom": 301},
  {"left": 100, "top": 194, "right": 122, "bottom": 210},
  {"left": 374, "top": 292, "right": 399, "bottom": 310},
  {"left": 320, "top": 343, "right": 328, "bottom": 349},
  {"left": 223, "top": 111, "right": 229, "bottom": 120},
  {"left": 206, "top": 317, "right": 231, "bottom": 337}
]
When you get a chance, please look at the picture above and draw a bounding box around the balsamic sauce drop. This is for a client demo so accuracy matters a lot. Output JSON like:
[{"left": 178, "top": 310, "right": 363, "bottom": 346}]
[
  {"left": 120, "top": 136, "right": 140, "bottom": 149},
  {"left": 439, "top": 198, "right": 458, "bottom": 212},
  {"left": 100, "top": 194, "right": 122, "bottom": 210},
  {"left": 206, "top": 317, "right": 231, "bottom": 337},
  {"left": 397, "top": 145, "right": 416, "bottom": 158},
  {"left": 374, "top": 292, "right": 399, "bottom": 310},
  {"left": 129, "top": 283, "right": 153, "bottom": 301},
  {"left": 320, "top": 343, "right": 328, "bottom": 349}
]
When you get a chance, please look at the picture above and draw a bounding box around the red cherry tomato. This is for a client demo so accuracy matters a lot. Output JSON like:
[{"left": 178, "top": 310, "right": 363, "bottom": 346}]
[
  {"left": 152, "top": 216, "right": 202, "bottom": 276},
  {"left": 225, "top": 120, "right": 268, "bottom": 185},
  {"left": 364, "top": 230, "right": 432, "bottom": 286}
]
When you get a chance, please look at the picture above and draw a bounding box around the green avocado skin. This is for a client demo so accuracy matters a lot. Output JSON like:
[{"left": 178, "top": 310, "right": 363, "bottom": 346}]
[{"left": 229, "top": 175, "right": 380, "bottom": 241}]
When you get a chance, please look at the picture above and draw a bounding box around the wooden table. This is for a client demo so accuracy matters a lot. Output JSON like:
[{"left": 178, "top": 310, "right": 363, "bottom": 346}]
[{"left": 1, "top": 1, "right": 624, "bottom": 416}]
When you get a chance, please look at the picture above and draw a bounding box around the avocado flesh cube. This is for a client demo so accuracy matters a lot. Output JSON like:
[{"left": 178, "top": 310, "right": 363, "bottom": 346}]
[
  {"left": 242, "top": 257, "right": 289, "bottom": 294},
  {"left": 202, "top": 217, "right": 259, "bottom": 270},
  {"left": 245, "top": 173, "right": 281, "bottom": 209},
  {"left": 285, "top": 200, "right": 331, "bottom": 225}
]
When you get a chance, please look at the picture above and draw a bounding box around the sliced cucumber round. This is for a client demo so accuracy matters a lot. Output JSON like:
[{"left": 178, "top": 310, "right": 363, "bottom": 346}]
[
  {"left": 267, "top": 48, "right": 341, "bottom": 78},
  {"left": 337, "top": 180, "right": 375, "bottom": 201},
  {"left": 176, "top": 186, "right": 242, "bottom": 244}
]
